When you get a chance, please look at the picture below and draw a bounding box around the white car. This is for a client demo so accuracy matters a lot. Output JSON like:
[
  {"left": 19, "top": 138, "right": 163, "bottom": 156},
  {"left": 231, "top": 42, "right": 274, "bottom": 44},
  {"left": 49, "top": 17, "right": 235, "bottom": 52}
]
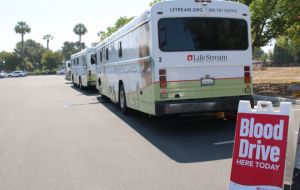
[
  {"left": 0, "top": 71, "right": 7, "bottom": 78},
  {"left": 56, "top": 69, "right": 66, "bottom": 75},
  {"left": 22, "top": 71, "right": 28, "bottom": 76},
  {"left": 8, "top": 71, "right": 26, "bottom": 77}
]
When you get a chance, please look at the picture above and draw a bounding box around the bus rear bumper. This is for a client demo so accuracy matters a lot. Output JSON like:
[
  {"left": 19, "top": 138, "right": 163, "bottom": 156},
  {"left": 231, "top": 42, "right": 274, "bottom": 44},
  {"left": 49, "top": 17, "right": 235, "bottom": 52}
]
[{"left": 155, "top": 95, "right": 253, "bottom": 116}]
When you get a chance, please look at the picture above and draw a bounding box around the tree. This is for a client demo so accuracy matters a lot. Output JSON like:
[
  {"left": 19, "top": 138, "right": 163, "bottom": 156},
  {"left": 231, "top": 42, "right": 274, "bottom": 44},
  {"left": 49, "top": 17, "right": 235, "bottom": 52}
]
[
  {"left": 98, "top": 16, "right": 133, "bottom": 41},
  {"left": 97, "top": 26, "right": 115, "bottom": 41},
  {"left": 24, "top": 61, "right": 34, "bottom": 71},
  {"left": 43, "top": 34, "right": 53, "bottom": 50},
  {"left": 15, "top": 39, "right": 46, "bottom": 67},
  {"left": 253, "top": 47, "right": 265, "bottom": 60},
  {"left": 231, "top": 0, "right": 300, "bottom": 48},
  {"left": 14, "top": 21, "right": 31, "bottom": 58},
  {"left": 75, "top": 42, "right": 86, "bottom": 51},
  {"left": 284, "top": 22, "right": 300, "bottom": 56},
  {"left": 0, "top": 51, "right": 22, "bottom": 72},
  {"left": 273, "top": 37, "right": 294, "bottom": 65},
  {"left": 149, "top": 0, "right": 161, "bottom": 6},
  {"left": 115, "top": 16, "right": 134, "bottom": 29},
  {"left": 73, "top": 23, "right": 87, "bottom": 44},
  {"left": 41, "top": 51, "right": 64, "bottom": 71},
  {"left": 61, "top": 41, "right": 85, "bottom": 60},
  {"left": 274, "top": 15, "right": 300, "bottom": 64}
]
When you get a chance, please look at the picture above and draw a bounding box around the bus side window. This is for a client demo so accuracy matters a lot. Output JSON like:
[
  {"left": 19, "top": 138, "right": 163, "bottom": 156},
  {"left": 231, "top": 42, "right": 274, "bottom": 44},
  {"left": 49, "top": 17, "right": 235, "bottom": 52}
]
[
  {"left": 118, "top": 42, "right": 122, "bottom": 58},
  {"left": 100, "top": 51, "right": 103, "bottom": 63},
  {"left": 91, "top": 54, "right": 96, "bottom": 64},
  {"left": 82, "top": 56, "right": 86, "bottom": 66},
  {"left": 77, "top": 58, "right": 79, "bottom": 65},
  {"left": 106, "top": 48, "right": 109, "bottom": 61}
]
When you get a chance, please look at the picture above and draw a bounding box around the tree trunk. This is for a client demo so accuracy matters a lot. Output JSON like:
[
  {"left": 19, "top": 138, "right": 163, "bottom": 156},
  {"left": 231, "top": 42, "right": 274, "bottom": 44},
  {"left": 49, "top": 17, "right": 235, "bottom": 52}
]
[
  {"left": 47, "top": 39, "right": 49, "bottom": 50},
  {"left": 79, "top": 35, "right": 81, "bottom": 44},
  {"left": 21, "top": 34, "right": 24, "bottom": 58}
]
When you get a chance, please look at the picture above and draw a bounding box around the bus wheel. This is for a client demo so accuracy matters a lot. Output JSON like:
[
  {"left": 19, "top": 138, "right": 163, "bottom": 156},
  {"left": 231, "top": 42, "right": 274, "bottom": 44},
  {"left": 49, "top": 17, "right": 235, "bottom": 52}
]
[{"left": 119, "top": 84, "right": 130, "bottom": 114}]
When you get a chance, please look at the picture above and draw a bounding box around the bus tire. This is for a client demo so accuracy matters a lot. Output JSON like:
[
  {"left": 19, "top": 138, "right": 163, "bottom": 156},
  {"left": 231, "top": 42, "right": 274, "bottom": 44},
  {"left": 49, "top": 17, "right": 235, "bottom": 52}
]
[{"left": 119, "top": 84, "right": 130, "bottom": 114}]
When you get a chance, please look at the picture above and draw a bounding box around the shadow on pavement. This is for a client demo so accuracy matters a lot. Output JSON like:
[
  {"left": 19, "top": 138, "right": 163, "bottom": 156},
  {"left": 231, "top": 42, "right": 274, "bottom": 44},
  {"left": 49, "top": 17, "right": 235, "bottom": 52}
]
[
  {"left": 70, "top": 85, "right": 99, "bottom": 96},
  {"left": 99, "top": 98, "right": 235, "bottom": 163}
]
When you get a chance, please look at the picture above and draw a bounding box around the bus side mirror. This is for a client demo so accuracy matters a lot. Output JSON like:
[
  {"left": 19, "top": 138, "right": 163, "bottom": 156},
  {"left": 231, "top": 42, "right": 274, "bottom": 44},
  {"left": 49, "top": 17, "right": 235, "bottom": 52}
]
[{"left": 68, "top": 63, "right": 71, "bottom": 68}]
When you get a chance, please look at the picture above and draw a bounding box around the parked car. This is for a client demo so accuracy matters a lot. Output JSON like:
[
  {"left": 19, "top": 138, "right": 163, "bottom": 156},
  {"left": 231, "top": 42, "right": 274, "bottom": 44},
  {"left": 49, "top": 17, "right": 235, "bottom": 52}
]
[
  {"left": 0, "top": 71, "right": 7, "bottom": 78},
  {"left": 7, "top": 71, "right": 26, "bottom": 77},
  {"left": 56, "top": 69, "right": 66, "bottom": 75}
]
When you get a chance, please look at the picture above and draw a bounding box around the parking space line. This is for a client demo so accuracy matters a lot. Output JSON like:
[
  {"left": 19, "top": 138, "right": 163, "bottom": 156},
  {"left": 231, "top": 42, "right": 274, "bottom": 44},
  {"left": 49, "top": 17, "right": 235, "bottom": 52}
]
[{"left": 214, "top": 140, "right": 234, "bottom": 146}]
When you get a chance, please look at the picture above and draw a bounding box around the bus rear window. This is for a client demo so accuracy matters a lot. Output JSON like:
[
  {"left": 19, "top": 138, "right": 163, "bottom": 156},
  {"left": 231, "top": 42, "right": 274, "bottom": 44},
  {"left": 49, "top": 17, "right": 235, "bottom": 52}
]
[{"left": 158, "top": 17, "right": 248, "bottom": 52}]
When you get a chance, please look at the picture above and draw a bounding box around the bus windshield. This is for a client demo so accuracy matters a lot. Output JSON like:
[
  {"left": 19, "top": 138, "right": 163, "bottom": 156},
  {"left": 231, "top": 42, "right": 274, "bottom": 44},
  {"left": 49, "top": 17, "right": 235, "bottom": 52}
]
[{"left": 158, "top": 17, "right": 248, "bottom": 52}]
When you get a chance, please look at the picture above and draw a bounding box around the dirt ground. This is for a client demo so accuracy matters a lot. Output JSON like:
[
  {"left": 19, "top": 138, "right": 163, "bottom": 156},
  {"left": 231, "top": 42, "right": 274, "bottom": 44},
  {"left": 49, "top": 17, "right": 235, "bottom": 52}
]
[{"left": 253, "top": 67, "right": 300, "bottom": 99}]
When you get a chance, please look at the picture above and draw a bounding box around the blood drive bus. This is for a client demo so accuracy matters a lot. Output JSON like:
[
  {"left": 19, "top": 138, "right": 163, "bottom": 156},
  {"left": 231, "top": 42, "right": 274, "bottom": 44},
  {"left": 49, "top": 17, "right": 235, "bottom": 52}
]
[
  {"left": 70, "top": 48, "right": 97, "bottom": 89},
  {"left": 95, "top": 0, "right": 253, "bottom": 116}
]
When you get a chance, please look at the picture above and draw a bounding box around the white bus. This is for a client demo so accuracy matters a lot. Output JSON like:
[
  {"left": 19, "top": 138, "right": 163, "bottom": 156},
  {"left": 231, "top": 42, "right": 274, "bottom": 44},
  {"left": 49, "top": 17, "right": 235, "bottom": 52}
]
[
  {"left": 95, "top": 0, "right": 253, "bottom": 116},
  {"left": 70, "top": 48, "right": 97, "bottom": 89}
]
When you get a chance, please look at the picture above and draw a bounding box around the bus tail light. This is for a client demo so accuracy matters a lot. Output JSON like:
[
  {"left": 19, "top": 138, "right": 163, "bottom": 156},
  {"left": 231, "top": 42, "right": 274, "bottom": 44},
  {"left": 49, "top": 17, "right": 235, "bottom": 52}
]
[
  {"left": 159, "top": 69, "right": 166, "bottom": 75},
  {"left": 244, "top": 66, "right": 251, "bottom": 93},
  {"left": 159, "top": 69, "right": 167, "bottom": 88},
  {"left": 244, "top": 66, "right": 250, "bottom": 84},
  {"left": 244, "top": 66, "right": 250, "bottom": 72}
]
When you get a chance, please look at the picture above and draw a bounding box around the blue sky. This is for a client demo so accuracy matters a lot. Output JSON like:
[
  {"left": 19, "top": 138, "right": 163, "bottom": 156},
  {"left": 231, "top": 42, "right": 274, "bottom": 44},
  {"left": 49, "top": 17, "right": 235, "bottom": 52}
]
[{"left": 0, "top": 0, "right": 151, "bottom": 52}]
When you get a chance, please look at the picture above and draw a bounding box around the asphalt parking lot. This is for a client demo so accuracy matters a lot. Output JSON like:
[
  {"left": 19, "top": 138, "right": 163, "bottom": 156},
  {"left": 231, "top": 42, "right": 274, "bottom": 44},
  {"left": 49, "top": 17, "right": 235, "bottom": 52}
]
[{"left": 0, "top": 76, "right": 242, "bottom": 190}]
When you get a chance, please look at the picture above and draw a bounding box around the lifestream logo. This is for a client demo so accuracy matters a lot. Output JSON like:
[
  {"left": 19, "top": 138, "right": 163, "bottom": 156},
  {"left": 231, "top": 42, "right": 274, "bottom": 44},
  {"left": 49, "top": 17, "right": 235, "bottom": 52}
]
[{"left": 187, "top": 54, "right": 228, "bottom": 62}]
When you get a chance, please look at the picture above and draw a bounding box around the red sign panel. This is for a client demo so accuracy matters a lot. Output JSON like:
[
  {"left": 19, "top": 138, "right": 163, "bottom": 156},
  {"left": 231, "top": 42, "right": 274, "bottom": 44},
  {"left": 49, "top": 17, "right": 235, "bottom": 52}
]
[{"left": 230, "top": 113, "right": 289, "bottom": 189}]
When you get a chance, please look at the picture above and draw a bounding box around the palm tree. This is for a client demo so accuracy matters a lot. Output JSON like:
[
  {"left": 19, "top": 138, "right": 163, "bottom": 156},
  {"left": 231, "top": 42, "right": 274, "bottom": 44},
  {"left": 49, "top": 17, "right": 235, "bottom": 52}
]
[
  {"left": 73, "top": 23, "right": 87, "bottom": 44},
  {"left": 43, "top": 34, "right": 53, "bottom": 50},
  {"left": 14, "top": 21, "right": 31, "bottom": 58}
]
